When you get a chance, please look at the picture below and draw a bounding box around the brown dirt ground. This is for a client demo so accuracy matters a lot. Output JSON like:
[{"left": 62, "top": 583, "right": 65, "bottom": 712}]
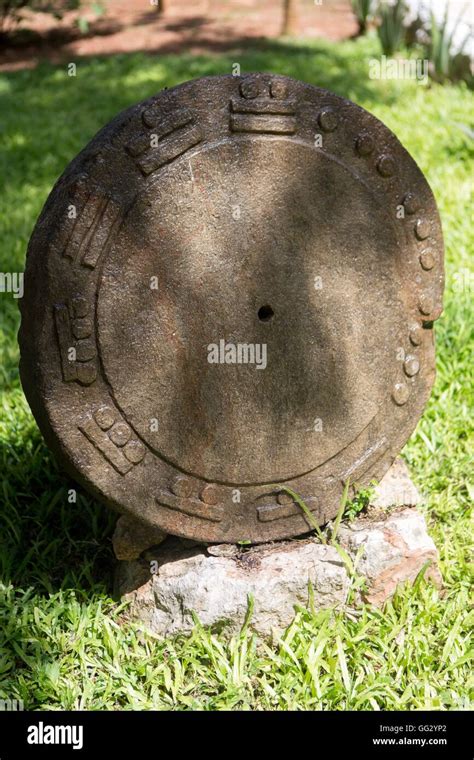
[{"left": 0, "top": 0, "right": 357, "bottom": 72}]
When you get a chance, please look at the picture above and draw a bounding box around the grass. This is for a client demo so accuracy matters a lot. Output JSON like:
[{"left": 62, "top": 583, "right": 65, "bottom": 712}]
[{"left": 0, "top": 35, "right": 473, "bottom": 710}]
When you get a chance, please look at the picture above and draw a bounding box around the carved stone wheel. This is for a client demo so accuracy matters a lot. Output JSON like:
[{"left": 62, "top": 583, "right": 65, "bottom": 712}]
[{"left": 19, "top": 74, "right": 444, "bottom": 544}]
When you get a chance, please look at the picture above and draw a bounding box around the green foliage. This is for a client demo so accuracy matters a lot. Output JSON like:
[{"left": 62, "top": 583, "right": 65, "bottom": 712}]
[
  {"left": 76, "top": 1, "right": 104, "bottom": 34},
  {"left": 351, "top": 0, "right": 373, "bottom": 36},
  {"left": 0, "top": 583, "right": 470, "bottom": 709},
  {"left": 277, "top": 485, "right": 327, "bottom": 543},
  {"left": 377, "top": 0, "right": 409, "bottom": 55},
  {"left": 0, "top": 36, "right": 472, "bottom": 709},
  {"left": 427, "top": 5, "right": 472, "bottom": 84},
  {"left": 344, "top": 486, "right": 374, "bottom": 522}
]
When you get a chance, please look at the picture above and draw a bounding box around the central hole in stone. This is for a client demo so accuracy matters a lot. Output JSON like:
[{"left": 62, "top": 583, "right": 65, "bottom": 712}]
[{"left": 258, "top": 305, "right": 274, "bottom": 322}]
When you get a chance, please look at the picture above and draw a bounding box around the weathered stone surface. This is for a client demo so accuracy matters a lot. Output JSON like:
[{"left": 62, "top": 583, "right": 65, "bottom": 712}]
[
  {"left": 338, "top": 509, "right": 441, "bottom": 606},
  {"left": 116, "top": 507, "right": 441, "bottom": 638},
  {"left": 111, "top": 456, "right": 421, "bottom": 558},
  {"left": 371, "top": 457, "right": 422, "bottom": 509},
  {"left": 112, "top": 514, "right": 167, "bottom": 561},
  {"left": 116, "top": 538, "right": 350, "bottom": 637},
  {"left": 19, "top": 74, "right": 444, "bottom": 544}
]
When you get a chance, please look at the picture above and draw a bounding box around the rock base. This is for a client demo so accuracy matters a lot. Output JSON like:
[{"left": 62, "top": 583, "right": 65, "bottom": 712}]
[{"left": 114, "top": 461, "right": 442, "bottom": 638}]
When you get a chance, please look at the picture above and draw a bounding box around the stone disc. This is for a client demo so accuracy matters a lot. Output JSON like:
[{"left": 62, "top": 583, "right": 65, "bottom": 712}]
[{"left": 19, "top": 74, "right": 444, "bottom": 543}]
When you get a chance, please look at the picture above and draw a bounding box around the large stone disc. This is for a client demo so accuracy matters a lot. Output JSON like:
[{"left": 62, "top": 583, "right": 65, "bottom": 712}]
[{"left": 19, "top": 74, "right": 444, "bottom": 543}]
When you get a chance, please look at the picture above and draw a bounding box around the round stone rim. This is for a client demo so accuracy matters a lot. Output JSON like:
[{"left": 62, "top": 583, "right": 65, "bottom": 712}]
[{"left": 18, "top": 73, "right": 444, "bottom": 544}]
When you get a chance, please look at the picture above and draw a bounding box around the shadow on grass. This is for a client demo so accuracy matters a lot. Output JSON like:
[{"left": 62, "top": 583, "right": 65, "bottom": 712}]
[{"left": 0, "top": 423, "right": 116, "bottom": 597}]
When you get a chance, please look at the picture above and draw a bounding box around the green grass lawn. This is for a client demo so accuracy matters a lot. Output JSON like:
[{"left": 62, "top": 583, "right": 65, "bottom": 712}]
[{"left": 0, "top": 35, "right": 473, "bottom": 710}]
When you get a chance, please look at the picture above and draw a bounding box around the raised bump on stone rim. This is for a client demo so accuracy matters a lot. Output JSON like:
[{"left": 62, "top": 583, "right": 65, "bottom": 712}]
[
  {"left": 94, "top": 405, "right": 116, "bottom": 430},
  {"left": 377, "top": 154, "right": 396, "bottom": 177},
  {"left": 403, "top": 192, "right": 420, "bottom": 215},
  {"left": 72, "top": 318, "right": 92, "bottom": 340},
  {"left": 355, "top": 132, "right": 375, "bottom": 156},
  {"left": 71, "top": 295, "right": 89, "bottom": 318},
  {"left": 200, "top": 484, "right": 221, "bottom": 505},
  {"left": 171, "top": 476, "right": 194, "bottom": 498},
  {"left": 74, "top": 338, "right": 96, "bottom": 363},
  {"left": 239, "top": 78, "right": 260, "bottom": 99},
  {"left": 392, "top": 382, "right": 410, "bottom": 405},
  {"left": 123, "top": 439, "right": 146, "bottom": 464},
  {"left": 76, "top": 363, "right": 97, "bottom": 386},
  {"left": 403, "top": 355, "right": 420, "bottom": 377},
  {"left": 270, "top": 79, "right": 288, "bottom": 99},
  {"left": 409, "top": 324, "right": 423, "bottom": 346},
  {"left": 318, "top": 107, "right": 338, "bottom": 132},
  {"left": 420, "top": 251, "right": 435, "bottom": 270},
  {"left": 415, "top": 219, "right": 430, "bottom": 240},
  {"left": 142, "top": 108, "right": 159, "bottom": 128},
  {"left": 419, "top": 294, "right": 434, "bottom": 315},
  {"left": 109, "top": 421, "right": 132, "bottom": 447}
]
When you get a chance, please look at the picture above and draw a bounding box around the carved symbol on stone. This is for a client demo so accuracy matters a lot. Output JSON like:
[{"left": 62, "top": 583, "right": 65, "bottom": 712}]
[
  {"left": 230, "top": 78, "right": 296, "bottom": 134},
  {"left": 56, "top": 186, "right": 122, "bottom": 269},
  {"left": 79, "top": 406, "right": 146, "bottom": 475},
  {"left": 126, "top": 107, "right": 202, "bottom": 176},
  {"left": 257, "top": 495, "right": 318, "bottom": 523},
  {"left": 156, "top": 487, "right": 224, "bottom": 523},
  {"left": 53, "top": 297, "right": 97, "bottom": 386}
]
